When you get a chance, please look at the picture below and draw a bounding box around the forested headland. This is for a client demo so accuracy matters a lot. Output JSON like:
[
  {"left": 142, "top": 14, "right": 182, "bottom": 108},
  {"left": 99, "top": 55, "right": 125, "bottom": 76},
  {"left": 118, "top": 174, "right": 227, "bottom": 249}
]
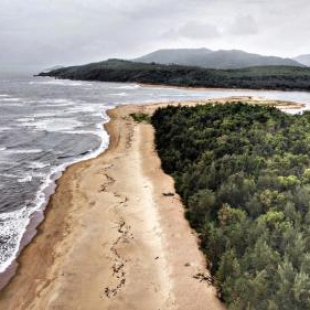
[
  {"left": 151, "top": 103, "right": 310, "bottom": 309},
  {"left": 39, "top": 59, "right": 310, "bottom": 91}
]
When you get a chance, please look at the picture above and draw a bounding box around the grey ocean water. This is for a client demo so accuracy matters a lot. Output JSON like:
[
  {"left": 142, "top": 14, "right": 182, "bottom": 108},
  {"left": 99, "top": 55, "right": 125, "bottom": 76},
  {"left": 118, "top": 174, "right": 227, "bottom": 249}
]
[{"left": 1, "top": 73, "right": 310, "bottom": 279}]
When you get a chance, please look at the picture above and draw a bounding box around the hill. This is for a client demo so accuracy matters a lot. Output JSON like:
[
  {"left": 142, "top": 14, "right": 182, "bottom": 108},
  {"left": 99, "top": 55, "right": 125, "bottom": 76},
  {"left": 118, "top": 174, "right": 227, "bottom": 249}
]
[
  {"left": 134, "top": 48, "right": 212, "bottom": 67},
  {"left": 39, "top": 59, "right": 310, "bottom": 91},
  {"left": 134, "top": 48, "right": 303, "bottom": 69}
]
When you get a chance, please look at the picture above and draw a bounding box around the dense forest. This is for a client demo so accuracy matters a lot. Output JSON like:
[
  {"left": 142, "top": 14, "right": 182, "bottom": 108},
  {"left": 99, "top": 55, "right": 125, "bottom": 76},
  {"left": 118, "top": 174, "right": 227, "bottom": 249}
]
[
  {"left": 151, "top": 103, "right": 310, "bottom": 309},
  {"left": 38, "top": 59, "right": 310, "bottom": 91}
]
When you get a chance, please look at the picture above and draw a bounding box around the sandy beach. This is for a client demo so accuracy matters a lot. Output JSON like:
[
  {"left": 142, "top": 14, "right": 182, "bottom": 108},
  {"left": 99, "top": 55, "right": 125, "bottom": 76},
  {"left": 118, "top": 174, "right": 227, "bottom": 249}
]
[{"left": 0, "top": 98, "right": 302, "bottom": 310}]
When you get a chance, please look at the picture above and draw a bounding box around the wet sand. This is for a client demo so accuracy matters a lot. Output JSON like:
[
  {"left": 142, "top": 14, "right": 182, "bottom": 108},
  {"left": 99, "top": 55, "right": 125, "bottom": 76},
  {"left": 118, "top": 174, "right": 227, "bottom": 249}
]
[{"left": 0, "top": 98, "right": 302, "bottom": 309}]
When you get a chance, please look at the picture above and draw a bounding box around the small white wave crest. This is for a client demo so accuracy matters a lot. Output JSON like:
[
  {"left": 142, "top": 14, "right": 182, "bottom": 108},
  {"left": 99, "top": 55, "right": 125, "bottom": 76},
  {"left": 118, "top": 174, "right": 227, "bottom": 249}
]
[
  {"left": 30, "top": 80, "right": 93, "bottom": 87},
  {"left": 27, "top": 161, "right": 50, "bottom": 169},
  {"left": 3, "top": 149, "right": 42, "bottom": 154},
  {"left": 116, "top": 84, "right": 141, "bottom": 90},
  {"left": 17, "top": 175, "right": 33, "bottom": 183},
  {"left": 0, "top": 98, "right": 21, "bottom": 102},
  {"left": 109, "top": 92, "right": 128, "bottom": 97}
]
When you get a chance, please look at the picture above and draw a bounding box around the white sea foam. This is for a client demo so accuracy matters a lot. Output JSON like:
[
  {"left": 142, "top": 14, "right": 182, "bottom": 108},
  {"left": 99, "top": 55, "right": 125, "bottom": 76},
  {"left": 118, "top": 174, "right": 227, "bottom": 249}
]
[
  {"left": 33, "top": 108, "right": 93, "bottom": 119},
  {"left": 161, "top": 94, "right": 203, "bottom": 97},
  {"left": 17, "top": 117, "right": 35, "bottom": 123},
  {"left": 17, "top": 175, "right": 33, "bottom": 183},
  {"left": 116, "top": 84, "right": 141, "bottom": 90},
  {"left": 68, "top": 113, "right": 110, "bottom": 162},
  {"left": 30, "top": 80, "right": 93, "bottom": 87},
  {"left": 0, "top": 168, "right": 58, "bottom": 273},
  {"left": 0, "top": 109, "right": 111, "bottom": 274},
  {"left": 28, "top": 161, "right": 50, "bottom": 169},
  {"left": 4, "top": 149, "right": 42, "bottom": 154},
  {"left": 31, "top": 172, "right": 47, "bottom": 179},
  {"left": 34, "top": 119, "right": 83, "bottom": 131},
  {"left": 0, "top": 173, "right": 17, "bottom": 179},
  {"left": 0, "top": 158, "right": 65, "bottom": 273},
  {"left": 16, "top": 117, "right": 83, "bottom": 132},
  {"left": 110, "top": 92, "right": 128, "bottom": 96},
  {"left": 0, "top": 206, "right": 32, "bottom": 273},
  {"left": 31, "top": 112, "right": 63, "bottom": 118},
  {"left": 0, "top": 98, "right": 21, "bottom": 102},
  {"left": 35, "top": 98, "right": 75, "bottom": 106},
  {"left": 63, "top": 105, "right": 97, "bottom": 114}
]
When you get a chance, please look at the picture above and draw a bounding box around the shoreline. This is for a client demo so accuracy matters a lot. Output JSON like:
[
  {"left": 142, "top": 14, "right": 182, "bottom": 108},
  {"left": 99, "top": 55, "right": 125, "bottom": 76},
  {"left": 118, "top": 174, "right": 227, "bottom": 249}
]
[
  {"left": 139, "top": 82, "right": 310, "bottom": 94},
  {"left": 131, "top": 96, "right": 305, "bottom": 110},
  {"left": 0, "top": 98, "right": 303, "bottom": 309},
  {"left": 0, "top": 112, "right": 111, "bottom": 292},
  {"left": 0, "top": 109, "right": 120, "bottom": 309},
  {"left": 139, "top": 82, "right": 275, "bottom": 92}
]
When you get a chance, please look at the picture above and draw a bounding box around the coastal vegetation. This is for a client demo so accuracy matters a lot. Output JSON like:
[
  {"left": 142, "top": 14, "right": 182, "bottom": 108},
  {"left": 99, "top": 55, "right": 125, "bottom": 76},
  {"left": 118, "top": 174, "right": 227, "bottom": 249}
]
[
  {"left": 151, "top": 103, "right": 310, "bottom": 309},
  {"left": 39, "top": 59, "right": 310, "bottom": 91},
  {"left": 129, "top": 112, "right": 150, "bottom": 123}
]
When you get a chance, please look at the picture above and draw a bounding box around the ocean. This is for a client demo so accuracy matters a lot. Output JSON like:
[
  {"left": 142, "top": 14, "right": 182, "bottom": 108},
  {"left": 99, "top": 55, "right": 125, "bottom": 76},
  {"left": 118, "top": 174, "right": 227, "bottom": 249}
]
[{"left": 1, "top": 73, "right": 310, "bottom": 288}]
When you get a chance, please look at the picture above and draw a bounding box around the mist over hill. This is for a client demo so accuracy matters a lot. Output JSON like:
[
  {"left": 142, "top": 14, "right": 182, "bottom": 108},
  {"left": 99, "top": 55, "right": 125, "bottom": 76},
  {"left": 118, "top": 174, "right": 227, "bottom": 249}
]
[
  {"left": 134, "top": 48, "right": 303, "bottom": 69},
  {"left": 133, "top": 48, "right": 212, "bottom": 67},
  {"left": 294, "top": 55, "right": 310, "bottom": 67},
  {"left": 41, "top": 65, "right": 64, "bottom": 73}
]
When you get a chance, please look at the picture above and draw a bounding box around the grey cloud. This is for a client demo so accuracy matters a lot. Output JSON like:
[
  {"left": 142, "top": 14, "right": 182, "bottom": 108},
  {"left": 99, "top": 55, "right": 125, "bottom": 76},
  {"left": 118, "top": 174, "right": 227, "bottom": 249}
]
[
  {"left": 0, "top": 0, "right": 310, "bottom": 71},
  {"left": 162, "top": 22, "right": 221, "bottom": 40},
  {"left": 177, "top": 22, "right": 221, "bottom": 39},
  {"left": 229, "top": 15, "right": 259, "bottom": 35}
]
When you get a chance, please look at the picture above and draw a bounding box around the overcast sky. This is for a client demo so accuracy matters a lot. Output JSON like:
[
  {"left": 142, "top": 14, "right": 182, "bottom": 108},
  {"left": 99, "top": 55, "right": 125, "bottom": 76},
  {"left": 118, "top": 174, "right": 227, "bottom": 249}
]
[{"left": 1, "top": 0, "right": 309, "bottom": 72}]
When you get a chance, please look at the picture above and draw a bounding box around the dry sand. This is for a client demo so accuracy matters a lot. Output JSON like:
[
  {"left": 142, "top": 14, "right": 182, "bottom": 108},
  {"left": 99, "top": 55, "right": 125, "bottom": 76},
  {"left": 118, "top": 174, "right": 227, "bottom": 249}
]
[{"left": 0, "top": 98, "right": 303, "bottom": 310}]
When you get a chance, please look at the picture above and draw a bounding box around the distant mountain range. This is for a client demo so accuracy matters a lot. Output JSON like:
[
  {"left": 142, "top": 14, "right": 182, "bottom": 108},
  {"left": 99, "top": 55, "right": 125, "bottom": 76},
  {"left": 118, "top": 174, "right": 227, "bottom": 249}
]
[
  {"left": 134, "top": 48, "right": 304, "bottom": 69},
  {"left": 294, "top": 55, "right": 310, "bottom": 67},
  {"left": 38, "top": 47, "right": 310, "bottom": 92}
]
